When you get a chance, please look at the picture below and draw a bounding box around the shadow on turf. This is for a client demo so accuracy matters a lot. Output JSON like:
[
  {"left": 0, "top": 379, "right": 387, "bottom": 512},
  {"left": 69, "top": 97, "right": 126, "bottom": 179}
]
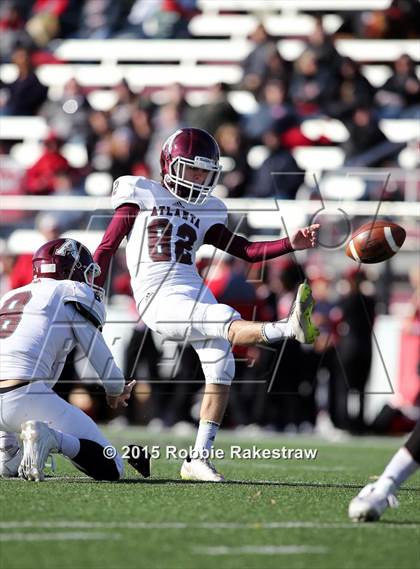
[
  {"left": 6, "top": 476, "right": 419, "bottom": 494},
  {"left": 117, "top": 478, "right": 420, "bottom": 492}
]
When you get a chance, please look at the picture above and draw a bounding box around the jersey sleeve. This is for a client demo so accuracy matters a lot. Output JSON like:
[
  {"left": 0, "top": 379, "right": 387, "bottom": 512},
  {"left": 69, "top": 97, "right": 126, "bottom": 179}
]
[
  {"left": 65, "top": 303, "right": 124, "bottom": 396},
  {"left": 111, "top": 176, "right": 147, "bottom": 210},
  {"left": 60, "top": 281, "right": 106, "bottom": 330}
]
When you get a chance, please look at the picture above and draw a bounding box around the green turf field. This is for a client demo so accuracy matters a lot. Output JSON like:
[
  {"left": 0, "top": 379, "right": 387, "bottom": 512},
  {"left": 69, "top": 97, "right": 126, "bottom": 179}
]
[{"left": 1, "top": 428, "right": 419, "bottom": 569}]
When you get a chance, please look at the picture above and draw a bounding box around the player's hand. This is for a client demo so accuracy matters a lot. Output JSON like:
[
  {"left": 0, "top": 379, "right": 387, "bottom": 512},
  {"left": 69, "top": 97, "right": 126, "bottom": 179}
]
[
  {"left": 106, "top": 380, "right": 136, "bottom": 409},
  {"left": 290, "top": 224, "right": 320, "bottom": 250}
]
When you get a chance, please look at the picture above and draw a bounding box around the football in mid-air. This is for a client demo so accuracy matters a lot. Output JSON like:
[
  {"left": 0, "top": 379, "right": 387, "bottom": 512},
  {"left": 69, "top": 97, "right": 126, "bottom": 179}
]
[{"left": 346, "top": 220, "right": 406, "bottom": 263}]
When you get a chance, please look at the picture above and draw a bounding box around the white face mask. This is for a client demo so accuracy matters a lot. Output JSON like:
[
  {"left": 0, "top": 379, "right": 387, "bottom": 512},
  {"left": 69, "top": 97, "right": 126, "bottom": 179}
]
[
  {"left": 84, "top": 262, "right": 104, "bottom": 299},
  {"left": 164, "top": 156, "right": 222, "bottom": 205}
]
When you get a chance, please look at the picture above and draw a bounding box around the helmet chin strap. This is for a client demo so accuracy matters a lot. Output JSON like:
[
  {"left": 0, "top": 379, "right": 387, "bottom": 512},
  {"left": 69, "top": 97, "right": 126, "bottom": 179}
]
[{"left": 84, "top": 263, "right": 104, "bottom": 299}]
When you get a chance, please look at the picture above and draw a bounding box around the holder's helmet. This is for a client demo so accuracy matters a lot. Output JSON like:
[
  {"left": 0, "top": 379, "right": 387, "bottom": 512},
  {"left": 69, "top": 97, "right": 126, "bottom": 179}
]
[{"left": 32, "top": 238, "right": 102, "bottom": 294}]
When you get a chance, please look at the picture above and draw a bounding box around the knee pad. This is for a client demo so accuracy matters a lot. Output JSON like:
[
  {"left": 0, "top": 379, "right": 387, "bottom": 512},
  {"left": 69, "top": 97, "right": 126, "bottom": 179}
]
[
  {"left": 194, "top": 338, "right": 236, "bottom": 386},
  {"left": 202, "top": 303, "right": 241, "bottom": 340},
  {"left": 72, "top": 439, "right": 123, "bottom": 481}
]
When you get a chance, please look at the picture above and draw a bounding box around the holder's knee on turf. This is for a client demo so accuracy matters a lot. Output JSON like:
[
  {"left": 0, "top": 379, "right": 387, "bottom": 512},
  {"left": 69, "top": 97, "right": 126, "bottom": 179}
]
[{"left": 72, "top": 439, "right": 123, "bottom": 481}]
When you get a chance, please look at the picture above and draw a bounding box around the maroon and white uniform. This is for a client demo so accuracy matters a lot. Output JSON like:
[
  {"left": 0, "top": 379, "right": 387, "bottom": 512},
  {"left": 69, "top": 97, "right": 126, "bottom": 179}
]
[
  {"left": 0, "top": 279, "right": 122, "bottom": 391},
  {"left": 111, "top": 175, "right": 241, "bottom": 341},
  {"left": 0, "top": 278, "right": 125, "bottom": 474},
  {"left": 94, "top": 175, "right": 293, "bottom": 385}
]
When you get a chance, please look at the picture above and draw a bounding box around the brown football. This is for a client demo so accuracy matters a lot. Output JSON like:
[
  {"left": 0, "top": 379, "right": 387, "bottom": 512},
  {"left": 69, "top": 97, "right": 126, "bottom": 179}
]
[{"left": 346, "top": 220, "right": 406, "bottom": 264}]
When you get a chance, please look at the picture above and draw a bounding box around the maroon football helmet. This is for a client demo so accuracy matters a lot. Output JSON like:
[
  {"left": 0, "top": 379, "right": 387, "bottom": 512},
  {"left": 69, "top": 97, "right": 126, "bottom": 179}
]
[
  {"left": 32, "top": 238, "right": 102, "bottom": 292},
  {"left": 160, "top": 128, "right": 222, "bottom": 205}
]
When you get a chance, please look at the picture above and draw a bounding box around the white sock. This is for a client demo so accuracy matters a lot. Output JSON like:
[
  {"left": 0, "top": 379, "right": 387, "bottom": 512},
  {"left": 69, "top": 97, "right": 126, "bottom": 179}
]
[
  {"left": 262, "top": 320, "right": 293, "bottom": 343},
  {"left": 53, "top": 430, "right": 80, "bottom": 459},
  {"left": 193, "top": 420, "right": 220, "bottom": 458},
  {"left": 376, "top": 447, "right": 419, "bottom": 494}
]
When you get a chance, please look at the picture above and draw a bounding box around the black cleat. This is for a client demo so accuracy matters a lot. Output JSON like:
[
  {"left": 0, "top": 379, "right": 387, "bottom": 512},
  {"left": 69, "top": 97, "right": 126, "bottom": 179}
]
[{"left": 126, "top": 445, "right": 151, "bottom": 478}]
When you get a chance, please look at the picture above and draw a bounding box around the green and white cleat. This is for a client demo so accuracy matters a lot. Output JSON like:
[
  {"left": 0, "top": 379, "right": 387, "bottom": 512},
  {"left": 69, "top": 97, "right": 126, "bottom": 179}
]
[
  {"left": 181, "top": 458, "right": 224, "bottom": 482},
  {"left": 289, "top": 280, "right": 319, "bottom": 344},
  {"left": 19, "top": 421, "right": 59, "bottom": 482}
]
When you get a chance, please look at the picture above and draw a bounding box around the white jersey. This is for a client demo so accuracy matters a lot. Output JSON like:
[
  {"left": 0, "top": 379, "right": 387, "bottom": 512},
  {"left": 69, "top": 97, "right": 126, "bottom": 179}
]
[
  {"left": 111, "top": 176, "right": 227, "bottom": 303},
  {"left": 0, "top": 279, "right": 124, "bottom": 395}
]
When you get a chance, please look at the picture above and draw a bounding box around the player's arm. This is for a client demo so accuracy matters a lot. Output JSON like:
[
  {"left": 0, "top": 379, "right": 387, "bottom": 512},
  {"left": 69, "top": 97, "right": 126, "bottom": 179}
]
[
  {"left": 93, "top": 203, "right": 139, "bottom": 287},
  {"left": 65, "top": 302, "right": 133, "bottom": 406},
  {"left": 203, "top": 223, "right": 319, "bottom": 262}
]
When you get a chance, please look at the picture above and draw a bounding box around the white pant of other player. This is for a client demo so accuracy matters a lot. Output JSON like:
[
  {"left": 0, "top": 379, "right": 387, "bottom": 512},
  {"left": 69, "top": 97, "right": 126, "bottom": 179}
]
[{"left": 0, "top": 382, "right": 123, "bottom": 480}]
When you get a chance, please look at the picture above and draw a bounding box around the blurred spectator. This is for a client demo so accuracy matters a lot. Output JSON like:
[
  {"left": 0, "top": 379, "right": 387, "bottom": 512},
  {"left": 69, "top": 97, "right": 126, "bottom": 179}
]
[
  {"left": 325, "top": 57, "right": 376, "bottom": 120},
  {"left": 248, "top": 129, "right": 304, "bottom": 199},
  {"left": 406, "top": 265, "right": 420, "bottom": 331},
  {"left": 383, "top": 0, "right": 420, "bottom": 38},
  {"left": 240, "top": 24, "right": 279, "bottom": 94},
  {"left": 342, "top": 106, "right": 401, "bottom": 167},
  {"left": 153, "top": 0, "right": 198, "bottom": 39},
  {"left": 289, "top": 49, "right": 334, "bottom": 117},
  {"left": 0, "top": 1, "right": 30, "bottom": 62},
  {"left": 124, "top": 322, "right": 162, "bottom": 424},
  {"left": 244, "top": 79, "right": 298, "bottom": 143},
  {"left": 186, "top": 82, "right": 239, "bottom": 135},
  {"left": 0, "top": 45, "right": 48, "bottom": 116},
  {"left": 311, "top": 276, "right": 338, "bottom": 355},
  {"left": 339, "top": 0, "right": 420, "bottom": 39},
  {"left": 130, "top": 104, "right": 153, "bottom": 169},
  {"left": 375, "top": 54, "right": 420, "bottom": 118},
  {"left": 108, "top": 127, "right": 138, "bottom": 180},
  {"left": 267, "top": 261, "right": 313, "bottom": 430},
  {"left": 0, "top": 251, "right": 17, "bottom": 295},
  {"left": 121, "top": 0, "right": 162, "bottom": 39},
  {"left": 333, "top": 269, "right": 376, "bottom": 433},
  {"left": 162, "top": 83, "right": 191, "bottom": 123},
  {"left": 86, "top": 110, "right": 112, "bottom": 167},
  {"left": 24, "top": 131, "right": 70, "bottom": 195},
  {"left": 8, "top": 212, "right": 63, "bottom": 290},
  {"left": 215, "top": 123, "right": 251, "bottom": 198},
  {"left": 53, "top": 171, "right": 87, "bottom": 228},
  {"left": 306, "top": 18, "right": 341, "bottom": 73},
  {"left": 25, "top": 0, "right": 69, "bottom": 47},
  {"left": 40, "top": 78, "right": 91, "bottom": 142},
  {"left": 147, "top": 102, "right": 183, "bottom": 178},
  {"left": 260, "top": 47, "right": 290, "bottom": 90},
  {"left": 110, "top": 79, "right": 138, "bottom": 128},
  {"left": 76, "top": 0, "right": 125, "bottom": 39}
]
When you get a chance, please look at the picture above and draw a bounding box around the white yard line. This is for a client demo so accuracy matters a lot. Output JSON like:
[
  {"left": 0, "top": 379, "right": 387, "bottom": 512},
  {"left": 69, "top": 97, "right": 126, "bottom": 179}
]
[
  {"left": 1, "top": 521, "right": 419, "bottom": 530},
  {"left": 0, "top": 532, "right": 120, "bottom": 542},
  {"left": 193, "top": 545, "right": 328, "bottom": 555}
]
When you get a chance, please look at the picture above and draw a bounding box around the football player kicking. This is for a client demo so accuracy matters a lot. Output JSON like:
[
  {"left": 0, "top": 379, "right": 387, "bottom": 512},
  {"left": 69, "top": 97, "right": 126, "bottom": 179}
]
[
  {"left": 349, "top": 420, "right": 420, "bottom": 521},
  {"left": 0, "top": 238, "right": 135, "bottom": 482},
  {"left": 94, "top": 127, "right": 320, "bottom": 482}
]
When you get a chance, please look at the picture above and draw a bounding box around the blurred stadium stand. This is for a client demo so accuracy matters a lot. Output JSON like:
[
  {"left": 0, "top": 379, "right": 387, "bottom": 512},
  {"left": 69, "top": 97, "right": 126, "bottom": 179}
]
[{"left": 0, "top": 0, "right": 419, "bottom": 432}]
